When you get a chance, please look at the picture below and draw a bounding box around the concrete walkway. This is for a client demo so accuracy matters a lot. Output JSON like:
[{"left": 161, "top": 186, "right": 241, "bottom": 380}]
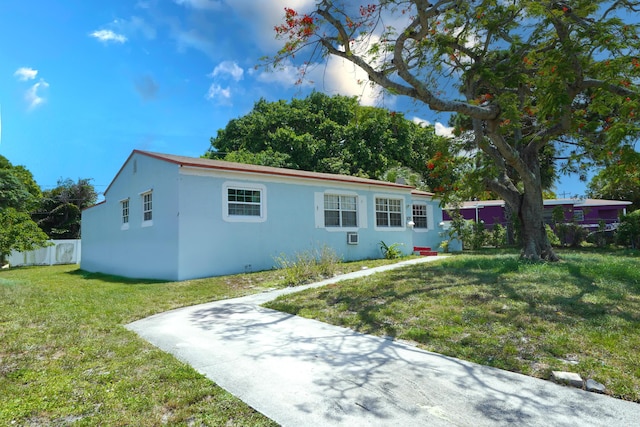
[{"left": 126, "top": 257, "right": 640, "bottom": 426}]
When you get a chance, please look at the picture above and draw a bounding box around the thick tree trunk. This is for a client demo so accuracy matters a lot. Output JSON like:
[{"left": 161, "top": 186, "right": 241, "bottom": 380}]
[{"left": 516, "top": 188, "right": 559, "bottom": 262}]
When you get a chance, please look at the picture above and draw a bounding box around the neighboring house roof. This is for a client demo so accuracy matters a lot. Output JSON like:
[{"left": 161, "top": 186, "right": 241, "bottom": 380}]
[
  {"left": 447, "top": 199, "right": 632, "bottom": 210},
  {"left": 102, "top": 149, "right": 420, "bottom": 198}
]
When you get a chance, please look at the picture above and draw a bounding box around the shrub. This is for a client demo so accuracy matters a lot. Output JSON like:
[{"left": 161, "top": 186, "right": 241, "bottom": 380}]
[
  {"left": 545, "top": 224, "right": 561, "bottom": 247},
  {"left": 617, "top": 211, "right": 640, "bottom": 249},
  {"left": 274, "top": 245, "right": 342, "bottom": 286},
  {"left": 379, "top": 241, "right": 403, "bottom": 259},
  {"left": 489, "top": 224, "right": 506, "bottom": 248},
  {"left": 556, "top": 223, "right": 589, "bottom": 247}
]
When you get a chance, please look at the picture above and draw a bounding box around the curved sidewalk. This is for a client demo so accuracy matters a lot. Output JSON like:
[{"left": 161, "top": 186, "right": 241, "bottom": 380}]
[{"left": 126, "top": 257, "right": 640, "bottom": 426}]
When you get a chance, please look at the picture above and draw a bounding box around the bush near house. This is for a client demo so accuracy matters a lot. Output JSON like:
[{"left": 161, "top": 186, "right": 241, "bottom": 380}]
[{"left": 617, "top": 211, "right": 640, "bottom": 249}]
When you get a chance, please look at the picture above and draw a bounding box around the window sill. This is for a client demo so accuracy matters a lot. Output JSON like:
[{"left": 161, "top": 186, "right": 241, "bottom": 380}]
[{"left": 142, "top": 220, "right": 153, "bottom": 228}]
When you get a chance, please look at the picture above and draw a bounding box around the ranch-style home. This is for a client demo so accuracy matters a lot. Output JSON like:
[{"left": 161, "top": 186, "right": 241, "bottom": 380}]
[{"left": 81, "top": 150, "right": 445, "bottom": 281}]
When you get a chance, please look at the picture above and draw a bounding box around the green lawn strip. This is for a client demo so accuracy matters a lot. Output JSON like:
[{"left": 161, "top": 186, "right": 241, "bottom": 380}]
[
  {"left": 0, "top": 257, "right": 402, "bottom": 425},
  {"left": 264, "top": 250, "right": 640, "bottom": 402}
]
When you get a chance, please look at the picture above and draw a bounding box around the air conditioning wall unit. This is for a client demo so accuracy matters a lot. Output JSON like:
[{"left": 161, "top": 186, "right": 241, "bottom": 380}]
[{"left": 347, "top": 232, "right": 359, "bottom": 245}]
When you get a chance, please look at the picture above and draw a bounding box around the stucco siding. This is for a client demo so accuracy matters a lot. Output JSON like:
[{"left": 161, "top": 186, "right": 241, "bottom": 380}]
[
  {"left": 81, "top": 153, "right": 180, "bottom": 280},
  {"left": 175, "top": 168, "right": 420, "bottom": 280},
  {"left": 410, "top": 195, "right": 444, "bottom": 251}
]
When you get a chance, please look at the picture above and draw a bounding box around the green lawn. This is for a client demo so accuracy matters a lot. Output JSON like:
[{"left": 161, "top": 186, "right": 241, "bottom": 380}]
[
  {"left": 265, "top": 249, "right": 640, "bottom": 402},
  {"left": 0, "top": 257, "right": 399, "bottom": 426}
]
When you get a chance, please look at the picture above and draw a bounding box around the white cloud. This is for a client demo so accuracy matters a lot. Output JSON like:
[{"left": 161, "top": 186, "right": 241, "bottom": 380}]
[
  {"left": 174, "top": 0, "right": 223, "bottom": 10},
  {"left": 255, "top": 60, "right": 314, "bottom": 87},
  {"left": 174, "top": 28, "right": 215, "bottom": 56},
  {"left": 435, "top": 122, "right": 455, "bottom": 138},
  {"left": 413, "top": 117, "right": 455, "bottom": 138},
  {"left": 224, "top": 0, "right": 315, "bottom": 52},
  {"left": 25, "top": 79, "right": 49, "bottom": 110},
  {"left": 90, "top": 29, "right": 128, "bottom": 43},
  {"left": 14, "top": 67, "right": 38, "bottom": 81},
  {"left": 115, "top": 16, "right": 157, "bottom": 40},
  {"left": 321, "top": 56, "right": 385, "bottom": 107},
  {"left": 210, "top": 61, "right": 244, "bottom": 81},
  {"left": 206, "top": 84, "right": 232, "bottom": 104}
]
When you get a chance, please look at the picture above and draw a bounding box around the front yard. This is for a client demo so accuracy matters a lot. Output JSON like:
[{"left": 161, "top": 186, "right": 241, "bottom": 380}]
[
  {"left": 1, "top": 249, "right": 638, "bottom": 426},
  {"left": 0, "top": 257, "right": 397, "bottom": 426},
  {"left": 266, "top": 249, "right": 640, "bottom": 402}
]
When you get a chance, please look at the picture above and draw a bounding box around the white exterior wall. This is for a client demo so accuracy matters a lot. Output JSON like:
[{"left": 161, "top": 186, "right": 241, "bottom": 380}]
[
  {"left": 81, "top": 153, "right": 181, "bottom": 280},
  {"left": 175, "top": 167, "right": 419, "bottom": 280},
  {"left": 410, "top": 194, "right": 444, "bottom": 251},
  {"left": 82, "top": 152, "right": 446, "bottom": 281}
]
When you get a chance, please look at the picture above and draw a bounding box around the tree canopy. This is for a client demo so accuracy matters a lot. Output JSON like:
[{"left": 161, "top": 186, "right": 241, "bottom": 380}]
[
  {"left": 206, "top": 92, "right": 445, "bottom": 185},
  {"left": 269, "top": 0, "right": 640, "bottom": 261},
  {"left": 33, "top": 178, "right": 98, "bottom": 239},
  {"left": 0, "top": 155, "right": 49, "bottom": 264},
  {"left": 587, "top": 146, "right": 640, "bottom": 211}
]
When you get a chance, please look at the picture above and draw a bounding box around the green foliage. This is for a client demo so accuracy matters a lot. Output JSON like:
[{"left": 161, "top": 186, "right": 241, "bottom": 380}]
[
  {"left": 206, "top": 92, "right": 444, "bottom": 185},
  {"left": 274, "top": 245, "right": 342, "bottom": 286},
  {"left": 545, "top": 224, "right": 561, "bottom": 247},
  {"left": 0, "top": 208, "right": 51, "bottom": 264},
  {"left": 586, "top": 220, "right": 613, "bottom": 248},
  {"left": 556, "top": 223, "right": 589, "bottom": 248},
  {"left": 489, "top": 224, "right": 506, "bottom": 248},
  {"left": 617, "top": 211, "right": 640, "bottom": 249},
  {"left": 469, "top": 221, "right": 489, "bottom": 250},
  {"left": 0, "top": 156, "right": 48, "bottom": 263},
  {"left": 0, "top": 156, "right": 41, "bottom": 212},
  {"left": 379, "top": 241, "right": 403, "bottom": 259},
  {"left": 588, "top": 147, "right": 640, "bottom": 212},
  {"left": 32, "top": 178, "right": 98, "bottom": 239},
  {"left": 269, "top": 0, "right": 640, "bottom": 261}
]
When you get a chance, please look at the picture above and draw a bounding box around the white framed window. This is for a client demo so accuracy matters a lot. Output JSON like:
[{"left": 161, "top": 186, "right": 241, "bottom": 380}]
[
  {"left": 324, "top": 194, "right": 358, "bottom": 227},
  {"left": 222, "top": 182, "right": 266, "bottom": 223},
  {"left": 573, "top": 209, "right": 584, "bottom": 222},
  {"left": 141, "top": 190, "right": 153, "bottom": 227},
  {"left": 412, "top": 204, "right": 428, "bottom": 229},
  {"left": 121, "top": 198, "right": 130, "bottom": 230},
  {"left": 375, "top": 197, "right": 403, "bottom": 228}
]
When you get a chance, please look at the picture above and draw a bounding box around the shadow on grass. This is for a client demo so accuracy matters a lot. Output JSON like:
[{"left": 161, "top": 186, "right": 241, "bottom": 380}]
[
  {"left": 269, "top": 252, "right": 640, "bottom": 351},
  {"left": 65, "top": 268, "right": 168, "bottom": 284}
]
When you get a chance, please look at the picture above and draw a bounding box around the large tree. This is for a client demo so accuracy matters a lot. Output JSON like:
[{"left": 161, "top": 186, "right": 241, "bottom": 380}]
[
  {"left": 0, "top": 155, "right": 49, "bottom": 264},
  {"left": 33, "top": 178, "right": 98, "bottom": 239},
  {"left": 270, "top": 0, "right": 640, "bottom": 261},
  {"left": 207, "top": 92, "right": 444, "bottom": 185}
]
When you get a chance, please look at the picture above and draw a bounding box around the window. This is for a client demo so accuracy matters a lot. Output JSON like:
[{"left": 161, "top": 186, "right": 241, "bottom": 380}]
[
  {"left": 121, "top": 199, "right": 129, "bottom": 225},
  {"left": 228, "top": 188, "right": 262, "bottom": 216},
  {"left": 223, "top": 182, "right": 266, "bottom": 222},
  {"left": 324, "top": 194, "right": 357, "bottom": 227},
  {"left": 573, "top": 209, "right": 584, "bottom": 222},
  {"left": 412, "top": 204, "right": 428, "bottom": 229},
  {"left": 376, "top": 197, "right": 403, "bottom": 227},
  {"left": 142, "top": 191, "right": 153, "bottom": 222}
]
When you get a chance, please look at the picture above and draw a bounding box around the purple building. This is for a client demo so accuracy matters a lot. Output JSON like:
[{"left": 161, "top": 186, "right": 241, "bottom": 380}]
[{"left": 443, "top": 199, "right": 631, "bottom": 231}]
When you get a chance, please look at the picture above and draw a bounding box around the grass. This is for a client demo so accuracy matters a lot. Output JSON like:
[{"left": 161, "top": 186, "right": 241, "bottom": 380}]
[
  {"left": 265, "top": 249, "right": 640, "bottom": 402},
  {"left": 0, "top": 257, "right": 399, "bottom": 426}
]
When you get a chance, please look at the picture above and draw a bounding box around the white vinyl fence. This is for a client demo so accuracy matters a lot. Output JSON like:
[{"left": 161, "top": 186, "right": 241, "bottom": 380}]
[{"left": 8, "top": 239, "right": 81, "bottom": 266}]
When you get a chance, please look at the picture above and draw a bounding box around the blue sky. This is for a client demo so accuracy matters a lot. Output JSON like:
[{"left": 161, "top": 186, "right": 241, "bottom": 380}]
[{"left": 0, "top": 0, "right": 588, "bottom": 199}]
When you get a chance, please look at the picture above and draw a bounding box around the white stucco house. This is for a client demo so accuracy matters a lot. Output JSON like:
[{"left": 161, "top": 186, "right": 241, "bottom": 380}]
[{"left": 81, "top": 150, "right": 445, "bottom": 280}]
